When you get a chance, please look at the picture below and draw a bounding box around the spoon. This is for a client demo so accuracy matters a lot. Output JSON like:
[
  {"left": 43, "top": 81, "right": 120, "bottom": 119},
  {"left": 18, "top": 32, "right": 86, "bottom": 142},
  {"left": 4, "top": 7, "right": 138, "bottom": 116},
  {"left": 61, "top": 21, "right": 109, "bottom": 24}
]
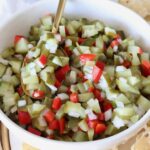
[{"left": 21, "top": 0, "right": 66, "bottom": 99}]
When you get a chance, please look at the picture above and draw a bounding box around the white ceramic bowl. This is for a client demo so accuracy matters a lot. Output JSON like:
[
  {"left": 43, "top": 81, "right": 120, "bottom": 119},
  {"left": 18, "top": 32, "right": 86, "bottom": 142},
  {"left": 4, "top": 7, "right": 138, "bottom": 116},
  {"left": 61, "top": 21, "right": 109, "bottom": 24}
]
[{"left": 0, "top": 0, "right": 150, "bottom": 150}]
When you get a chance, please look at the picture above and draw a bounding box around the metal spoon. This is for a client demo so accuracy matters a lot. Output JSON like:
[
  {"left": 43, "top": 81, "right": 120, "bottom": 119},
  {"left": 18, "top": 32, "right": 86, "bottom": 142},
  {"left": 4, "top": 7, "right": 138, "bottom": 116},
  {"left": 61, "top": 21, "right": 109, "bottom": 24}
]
[{"left": 21, "top": 0, "right": 66, "bottom": 99}]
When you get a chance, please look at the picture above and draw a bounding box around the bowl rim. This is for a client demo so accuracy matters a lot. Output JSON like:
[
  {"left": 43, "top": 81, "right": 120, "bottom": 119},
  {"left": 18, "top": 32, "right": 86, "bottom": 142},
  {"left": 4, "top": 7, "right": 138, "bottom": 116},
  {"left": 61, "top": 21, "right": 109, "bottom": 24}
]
[{"left": 0, "top": 0, "right": 150, "bottom": 146}]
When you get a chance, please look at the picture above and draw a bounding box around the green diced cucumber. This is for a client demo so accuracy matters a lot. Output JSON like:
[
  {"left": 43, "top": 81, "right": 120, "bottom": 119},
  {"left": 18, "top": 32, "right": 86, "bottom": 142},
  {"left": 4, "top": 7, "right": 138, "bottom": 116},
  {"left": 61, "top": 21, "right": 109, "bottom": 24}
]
[
  {"left": 1, "top": 47, "right": 15, "bottom": 58},
  {"left": 77, "top": 83, "right": 86, "bottom": 93},
  {"left": 137, "top": 95, "right": 150, "bottom": 111},
  {"left": 0, "top": 63, "right": 6, "bottom": 77},
  {"left": 0, "top": 82, "right": 14, "bottom": 96},
  {"left": 78, "top": 119, "right": 89, "bottom": 132},
  {"left": 27, "top": 103, "right": 46, "bottom": 118},
  {"left": 78, "top": 93, "right": 94, "bottom": 102},
  {"left": 22, "top": 75, "right": 39, "bottom": 84},
  {"left": 41, "top": 15, "right": 52, "bottom": 26},
  {"left": 9, "top": 59, "right": 22, "bottom": 74},
  {"left": 142, "top": 85, "right": 150, "bottom": 94},
  {"left": 73, "top": 131, "right": 88, "bottom": 142},
  {"left": 115, "top": 107, "right": 135, "bottom": 120},
  {"left": 15, "top": 38, "right": 29, "bottom": 54}
]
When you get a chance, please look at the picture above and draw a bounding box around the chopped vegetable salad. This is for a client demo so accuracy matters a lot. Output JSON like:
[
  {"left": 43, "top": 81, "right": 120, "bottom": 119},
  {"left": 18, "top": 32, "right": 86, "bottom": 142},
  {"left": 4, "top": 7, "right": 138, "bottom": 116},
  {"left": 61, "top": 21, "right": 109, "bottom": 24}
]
[{"left": 0, "top": 15, "right": 150, "bottom": 141}]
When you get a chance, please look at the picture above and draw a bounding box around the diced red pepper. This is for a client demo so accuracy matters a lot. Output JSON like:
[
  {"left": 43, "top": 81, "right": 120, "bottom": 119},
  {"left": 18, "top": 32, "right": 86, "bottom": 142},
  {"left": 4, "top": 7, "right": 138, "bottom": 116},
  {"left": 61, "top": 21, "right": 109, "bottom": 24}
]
[
  {"left": 70, "top": 93, "right": 79, "bottom": 103},
  {"left": 92, "top": 41, "right": 96, "bottom": 46},
  {"left": 28, "top": 126, "right": 41, "bottom": 136},
  {"left": 141, "top": 60, "right": 150, "bottom": 77},
  {"left": 64, "top": 46, "right": 72, "bottom": 56},
  {"left": 14, "top": 35, "right": 25, "bottom": 44},
  {"left": 18, "top": 111, "right": 31, "bottom": 125},
  {"left": 138, "top": 48, "right": 143, "bottom": 54},
  {"left": 66, "top": 87, "right": 71, "bottom": 95},
  {"left": 78, "top": 38, "right": 86, "bottom": 45},
  {"left": 47, "top": 135, "right": 54, "bottom": 139},
  {"left": 95, "top": 123, "right": 107, "bottom": 134},
  {"left": 96, "top": 61, "right": 105, "bottom": 70},
  {"left": 44, "top": 110, "right": 55, "bottom": 123},
  {"left": 32, "top": 90, "right": 45, "bottom": 99},
  {"left": 65, "top": 27, "right": 70, "bottom": 36},
  {"left": 88, "top": 87, "right": 95, "bottom": 92},
  {"left": 92, "top": 66, "right": 103, "bottom": 83},
  {"left": 114, "top": 34, "right": 121, "bottom": 39},
  {"left": 59, "top": 117, "right": 65, "bottom": 134},
  {"left": 122, "top": 60, "right": 132, "bottom": 68},
  {"left": 88, "top": 120, "right": 99, "bottom": 129},
  {"left": 54, "top": 79, "right": 61, "bottom": 88},
  {"left": 79, "top": 54, "right": 96, "bottom": 63},
  {"left": 110, "top": 39, "right": 119, "bottom": 48},
  {"left": 39, "top": 54, "right": 47, "bottom": 65},
  {"left": 52, "top": 97, "right": 62, "bottom": 110},
  {"left": 17, "top": 86, "right": 23, "bottom": 96},
  {"left": 49, "top": 119, "right": 59, "bottom": 130},
  {"left": 93, "top": 89, "right": 104, "bottom": 102},
  {"left": 103, "top": 101, "right": 113, "bottom": 111},
  {"left": 98, "top": 113, "right": 105, "bottom": 121},
  {"left": 55, "top": 65, "right": 70, "bottom": 82}
]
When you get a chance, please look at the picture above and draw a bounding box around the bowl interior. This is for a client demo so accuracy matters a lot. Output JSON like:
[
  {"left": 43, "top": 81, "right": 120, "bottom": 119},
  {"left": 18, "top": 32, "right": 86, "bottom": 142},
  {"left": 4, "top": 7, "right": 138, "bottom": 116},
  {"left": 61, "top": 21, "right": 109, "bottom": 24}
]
[{"left": 0, "top": 0, "right": 150, "bottom": 150}]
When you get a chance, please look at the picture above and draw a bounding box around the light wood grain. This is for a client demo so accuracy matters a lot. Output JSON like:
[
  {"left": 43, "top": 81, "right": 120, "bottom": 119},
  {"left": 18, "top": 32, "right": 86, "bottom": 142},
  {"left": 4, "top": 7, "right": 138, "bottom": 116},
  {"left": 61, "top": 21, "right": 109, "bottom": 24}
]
[{"left": 0, "top": 123, "right": 10, "bottom": 150}]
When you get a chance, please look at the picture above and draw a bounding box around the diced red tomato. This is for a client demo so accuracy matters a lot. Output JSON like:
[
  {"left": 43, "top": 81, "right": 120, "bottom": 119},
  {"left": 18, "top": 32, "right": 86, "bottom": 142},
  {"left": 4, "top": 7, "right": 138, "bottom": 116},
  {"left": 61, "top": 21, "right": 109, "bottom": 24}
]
[
  {"left": 52, "top": 97, "right": 62, "bottom": 110},
  {"left": 93, "top": 89, "right": 104, "bottom": 102},
  {"left": 17, "top": 86, "right": 23, "bottom": 96},
  {"left": 44, "top": 110, "right": 55, "bottom": 123},
  {"left": 49, "top": 120, "right": 59, "bottom": 130},
  {"left": 32, "top": 90, "right": 45, "bottom": 99},
  {"left": 103, "top": 101, "right": 113, "bottom": 111},
  {"left": 79, "top": 54, "right": 96, "bottom": 63},
  {"left": 141, "top": 60, "right": 150, "bottom": 77},
  {"left": 39, "top": 54, "right": 47, "bottom": 65},
  {"left": 54, "top": 79, "right": 61, "bottom": 88},
  {"left": 138, "top": 48, "right": 143, "bottom": 54},
  {"left": 70, "top": 93, "right": 79, "bottom": 103},
  {"left": 55, "top": 65, "right": 71, "bottom": 82},
  {"left": 64, "top": 46, "right": 72, "bottom": 56},
  {"left": 96, "top": 61, "right": 105, "bottom": 70},
  {"left": 122, "top": 60, "right": 132, "bottom": 68},
  {"left": 78, "top": 38, "right": 86, "bottom": 45},
  {"left": 14, "top": 35, "right": 25, "bottom": 44},
  {"left": 18, "top": 111, "right": 31, "bottom": 125},
  {"left": 114, "top": 34, "right": 121, "bottom": 39},
  {"left": 95, "top": 123, "right": 107, "bottom": 134},
  {"left": 92, "top": 66, "right": 103, "bottom": 83},
  {"left": 92, "top": 41, "right": 96, "bottom": 46},
  {"left": 28, "top": 126, "right": 41, "bottom": 136},
  {"left": 59, "top": 117, "right": 65, "bottom": 134},
  {"left": 98, "top": 113, "right": 105, "bottom": 121}
]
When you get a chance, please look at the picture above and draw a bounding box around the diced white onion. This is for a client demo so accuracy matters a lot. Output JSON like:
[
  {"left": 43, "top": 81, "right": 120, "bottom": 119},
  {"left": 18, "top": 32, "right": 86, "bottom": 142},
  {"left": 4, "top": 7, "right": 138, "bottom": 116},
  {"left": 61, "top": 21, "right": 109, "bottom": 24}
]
[
  {"left": 73, "top": 48, "right": 80, "bottom": 56},
  {"left": 18, "top": 100, "right": 26, "bottom": 107},
  {"left": 38, "top": 115, "right": 47, "bottom": 127},
  {"left": 35, "top": 59, "right": 45, "bottom": 68},
  {"left": 46, "top": 129, "right": 54, "bottom": 135},
  {"left": 85, "top": 109, "right": 97, "bottom": 120},
  {"left": 104, "top": 109, "right": 112, "bottom": 121},
  {"left": 57, "top": 93, "right": 69, "bottom": 100},
  {"left": 45, "top": 39, "right": 58, "bottom": 54},
  {"left": 113, "top": 45, "right": 118, "bottom": 52},
  {"left": 46, "top": 84, "right": 57, "bottom": 93},
  {"left": 55, "top": 34, "right": 61, "bottom": 42},
  {"left": 116, "top": 101, "right": 124, "bottom": 108},
  {"left": 65, "top": 39, "right": 72, "bottom": 47},
  {"left": 116, "top": 66, "right": 126, "bottom": 72},
  {"left": 68, "top": 111, "right": 80, "bottom": 118},
  {"left": 28, "top": 44, "right": 34, "bottom": 49},
  {"left": 112, "top": 116, "right": 125, "bottom": 129},
  {"left": 10, "top": 106, "right": 17, "bottom": 113}
]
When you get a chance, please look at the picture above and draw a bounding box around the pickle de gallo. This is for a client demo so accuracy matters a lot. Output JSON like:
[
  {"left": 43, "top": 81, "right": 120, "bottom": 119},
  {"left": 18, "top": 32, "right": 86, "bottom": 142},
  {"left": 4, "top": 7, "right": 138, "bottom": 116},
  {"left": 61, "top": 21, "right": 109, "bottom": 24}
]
[{"left": 0, "top": 15, "right": 150, "bottom": 141}]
